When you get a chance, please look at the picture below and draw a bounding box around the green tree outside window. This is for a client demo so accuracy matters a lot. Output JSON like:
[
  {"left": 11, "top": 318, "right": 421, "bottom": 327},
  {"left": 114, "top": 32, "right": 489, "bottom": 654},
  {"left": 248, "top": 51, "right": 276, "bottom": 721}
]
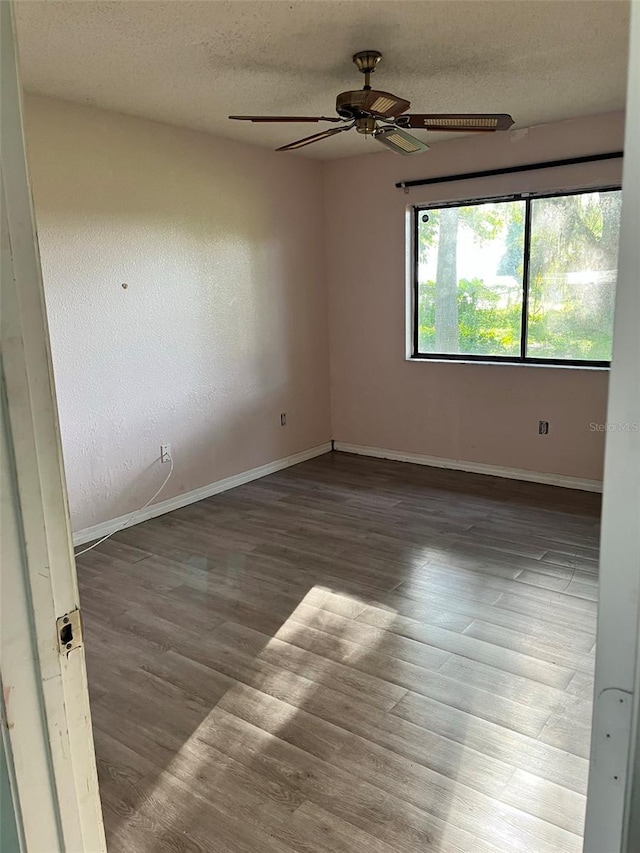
[{"left": 416, "top": 189, "right": 621, "bottom": 362}]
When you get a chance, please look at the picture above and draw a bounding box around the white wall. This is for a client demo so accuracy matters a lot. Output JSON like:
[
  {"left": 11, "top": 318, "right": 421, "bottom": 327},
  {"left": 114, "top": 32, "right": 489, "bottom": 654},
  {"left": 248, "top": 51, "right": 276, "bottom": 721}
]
[{"left": 24, "top": 95, "right": 331, "bottom": 532}]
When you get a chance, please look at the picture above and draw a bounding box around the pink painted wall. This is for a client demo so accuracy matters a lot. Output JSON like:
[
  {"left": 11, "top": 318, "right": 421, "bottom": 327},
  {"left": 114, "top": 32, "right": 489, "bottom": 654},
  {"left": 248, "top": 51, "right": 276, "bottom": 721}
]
[
  {"left": 24, "top": 95, "right": 331, "bottom": 531},
  {"left": 324, "top": 113, "right": 625, "bottom": 481},
  {"left": 24, "top": 98, "right": 624, "bottom": 533}
]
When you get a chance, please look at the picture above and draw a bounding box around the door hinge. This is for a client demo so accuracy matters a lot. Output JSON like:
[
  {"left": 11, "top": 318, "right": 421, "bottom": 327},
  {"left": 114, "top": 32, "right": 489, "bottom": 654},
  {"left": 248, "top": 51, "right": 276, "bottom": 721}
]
[
  {"left": 591, "top": 687, "right": 633, "bottom": 786},
  {"left": 56, "top": 608, "right": 83, "bottom": 656}
]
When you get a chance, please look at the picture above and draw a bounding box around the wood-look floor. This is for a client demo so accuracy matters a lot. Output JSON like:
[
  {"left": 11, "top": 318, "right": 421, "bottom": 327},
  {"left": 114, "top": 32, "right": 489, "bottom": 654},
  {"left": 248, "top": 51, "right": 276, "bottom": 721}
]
[{"left": 78, "top": 451, "right": 601, "bottom": 853}]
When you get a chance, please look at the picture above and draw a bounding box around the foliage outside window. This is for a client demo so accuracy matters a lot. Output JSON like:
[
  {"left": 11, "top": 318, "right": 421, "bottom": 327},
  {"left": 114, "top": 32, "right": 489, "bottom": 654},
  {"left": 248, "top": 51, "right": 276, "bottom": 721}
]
[{"left": 414, "top": 188, "right": 622, "bottom": 364}]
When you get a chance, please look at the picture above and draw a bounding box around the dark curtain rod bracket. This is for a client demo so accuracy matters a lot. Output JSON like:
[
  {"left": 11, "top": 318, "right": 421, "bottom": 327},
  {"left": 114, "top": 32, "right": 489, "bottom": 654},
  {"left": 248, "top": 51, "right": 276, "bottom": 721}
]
[{"left": 395, "top": 151, "right": 624, "bottom": 191}]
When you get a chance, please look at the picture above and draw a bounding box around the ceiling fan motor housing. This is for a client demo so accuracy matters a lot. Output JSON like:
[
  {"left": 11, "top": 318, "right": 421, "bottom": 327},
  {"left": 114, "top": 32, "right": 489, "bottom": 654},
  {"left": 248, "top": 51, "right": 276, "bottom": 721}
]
[
  {"left": 336, "top": 89, "right": 409, "bottom": 120},
  {"left": 336, "top": 90, "right": 372, "bottom": 118}
]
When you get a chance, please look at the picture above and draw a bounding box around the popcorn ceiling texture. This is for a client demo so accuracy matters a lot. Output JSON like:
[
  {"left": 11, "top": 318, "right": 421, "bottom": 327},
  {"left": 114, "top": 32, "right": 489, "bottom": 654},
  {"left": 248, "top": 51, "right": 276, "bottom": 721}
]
[
  {"left": 24, "top": 95, "right": 331, "bottom": 531},
  {"left": 15, "top": 0, "right": 629, "bottom": 160}
]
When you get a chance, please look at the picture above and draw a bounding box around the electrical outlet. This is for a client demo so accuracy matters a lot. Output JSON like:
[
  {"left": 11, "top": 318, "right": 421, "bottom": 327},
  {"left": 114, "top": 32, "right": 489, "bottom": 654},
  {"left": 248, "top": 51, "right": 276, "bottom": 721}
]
[
  {"left": 160, "top": 444, "right": 172, "bottom": 463},
  {"left": 280, "top": 413, "right": 287, "bottom": 426},
  {"left": 538, "top": 421, "right": 549, "bottom": 435}
]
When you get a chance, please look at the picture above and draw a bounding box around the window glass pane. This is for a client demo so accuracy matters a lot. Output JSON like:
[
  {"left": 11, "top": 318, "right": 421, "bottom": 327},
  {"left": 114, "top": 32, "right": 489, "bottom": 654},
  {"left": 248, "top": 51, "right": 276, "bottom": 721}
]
[
  {"left": 526, "top": 190, "right": 621, "bottom": 361},
  {"left": 417, "top": 200, "right": 525, "bottom": 356}
]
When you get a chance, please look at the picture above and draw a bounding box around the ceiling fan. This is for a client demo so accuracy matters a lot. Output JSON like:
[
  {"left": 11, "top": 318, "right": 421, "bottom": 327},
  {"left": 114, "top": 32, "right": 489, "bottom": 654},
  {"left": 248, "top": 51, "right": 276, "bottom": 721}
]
[{"left": 229, "top": 50, "right": 514, "bottom": 155}]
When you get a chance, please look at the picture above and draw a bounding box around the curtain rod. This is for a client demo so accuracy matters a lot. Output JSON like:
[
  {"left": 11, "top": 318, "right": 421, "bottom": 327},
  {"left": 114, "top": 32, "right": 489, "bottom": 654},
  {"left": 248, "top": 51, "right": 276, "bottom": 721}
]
[{"left": 395, "top": 150, "right": 624, "bottom": 191}]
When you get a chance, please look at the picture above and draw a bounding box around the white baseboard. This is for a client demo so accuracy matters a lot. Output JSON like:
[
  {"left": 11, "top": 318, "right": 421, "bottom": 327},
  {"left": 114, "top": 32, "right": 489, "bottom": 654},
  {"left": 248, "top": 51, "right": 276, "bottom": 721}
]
[
  {"left": 73, "top": 442, "right": 332, "bottom": 546},
  {"left": 333, "top": 442, "right": 603, "bottom": 493},
  {"left": 73, "top": 438, "right": 601, "bottom": 546}
]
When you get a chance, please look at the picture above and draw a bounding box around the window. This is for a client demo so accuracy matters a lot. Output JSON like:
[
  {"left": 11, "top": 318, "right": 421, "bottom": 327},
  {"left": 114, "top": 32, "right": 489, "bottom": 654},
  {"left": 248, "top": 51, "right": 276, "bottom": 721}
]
[{"left": 413, "top": 187, "right": 622, "bottom": 365}]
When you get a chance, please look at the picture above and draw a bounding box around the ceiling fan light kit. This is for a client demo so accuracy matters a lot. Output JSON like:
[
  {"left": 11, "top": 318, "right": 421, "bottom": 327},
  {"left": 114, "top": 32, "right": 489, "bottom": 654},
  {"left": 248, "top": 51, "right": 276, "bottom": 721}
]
[{"left": 229, "top": 51, "right": 514, "bottom": 155}]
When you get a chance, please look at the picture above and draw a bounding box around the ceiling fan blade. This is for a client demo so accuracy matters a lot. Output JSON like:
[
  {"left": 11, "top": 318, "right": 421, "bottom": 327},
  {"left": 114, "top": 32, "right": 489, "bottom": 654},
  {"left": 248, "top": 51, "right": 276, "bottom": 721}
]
[
  {"left": 374, "top": 127, "right": 430, "bottom": 155},
  {"left": 402, "top": 113, "right": 514, "bottom": 132},
  {"left": 359, "top": 90, "right": 411, "bottom": 118},
  {"left": 276, "top": 126, "right": 349, "bottom": 152},
  {"left": 229, "top": 115, "right": 344, "bottom": 123}
]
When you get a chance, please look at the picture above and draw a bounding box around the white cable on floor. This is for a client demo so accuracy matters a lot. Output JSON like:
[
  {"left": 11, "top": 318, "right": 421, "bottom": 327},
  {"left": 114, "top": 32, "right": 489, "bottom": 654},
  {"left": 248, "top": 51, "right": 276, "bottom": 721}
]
[{"left": 74, "top": 455, "right": 175, "bottom": 558}]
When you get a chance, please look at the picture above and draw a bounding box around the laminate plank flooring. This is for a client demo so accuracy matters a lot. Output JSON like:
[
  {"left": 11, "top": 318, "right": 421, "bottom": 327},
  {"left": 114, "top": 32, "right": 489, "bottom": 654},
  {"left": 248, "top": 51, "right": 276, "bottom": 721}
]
[{"left": 77, "top": 451, "right": 600, "bottom": 853}]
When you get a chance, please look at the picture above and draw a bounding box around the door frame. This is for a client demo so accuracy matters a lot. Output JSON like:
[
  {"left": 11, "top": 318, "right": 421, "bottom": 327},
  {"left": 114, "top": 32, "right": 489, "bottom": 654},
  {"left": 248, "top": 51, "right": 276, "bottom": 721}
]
[
  {"left": 583, "top": 2, "right": 640, "bottom": 851},
  {"left": 1, "top": 2, "right": 106, "bottom": 849}
]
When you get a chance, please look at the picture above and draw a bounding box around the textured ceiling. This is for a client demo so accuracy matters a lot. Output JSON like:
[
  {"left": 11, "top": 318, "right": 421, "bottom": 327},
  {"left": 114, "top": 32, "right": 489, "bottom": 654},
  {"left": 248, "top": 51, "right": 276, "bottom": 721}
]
[{"left": 15, "top": 0, "right": 630, "bottom": 160}]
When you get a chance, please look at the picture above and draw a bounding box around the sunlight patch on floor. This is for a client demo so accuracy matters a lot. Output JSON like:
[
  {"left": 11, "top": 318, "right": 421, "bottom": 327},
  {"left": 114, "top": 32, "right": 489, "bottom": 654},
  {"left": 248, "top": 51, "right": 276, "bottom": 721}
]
[{"left": 136, "top": 584, "right": 396, "bottom": 810}]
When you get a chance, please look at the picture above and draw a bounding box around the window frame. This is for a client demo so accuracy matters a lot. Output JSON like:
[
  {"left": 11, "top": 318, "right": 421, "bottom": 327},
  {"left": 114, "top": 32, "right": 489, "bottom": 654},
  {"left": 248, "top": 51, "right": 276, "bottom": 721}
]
[{"left": 411, "top": 184, "right": 622, "bottom": 368}]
